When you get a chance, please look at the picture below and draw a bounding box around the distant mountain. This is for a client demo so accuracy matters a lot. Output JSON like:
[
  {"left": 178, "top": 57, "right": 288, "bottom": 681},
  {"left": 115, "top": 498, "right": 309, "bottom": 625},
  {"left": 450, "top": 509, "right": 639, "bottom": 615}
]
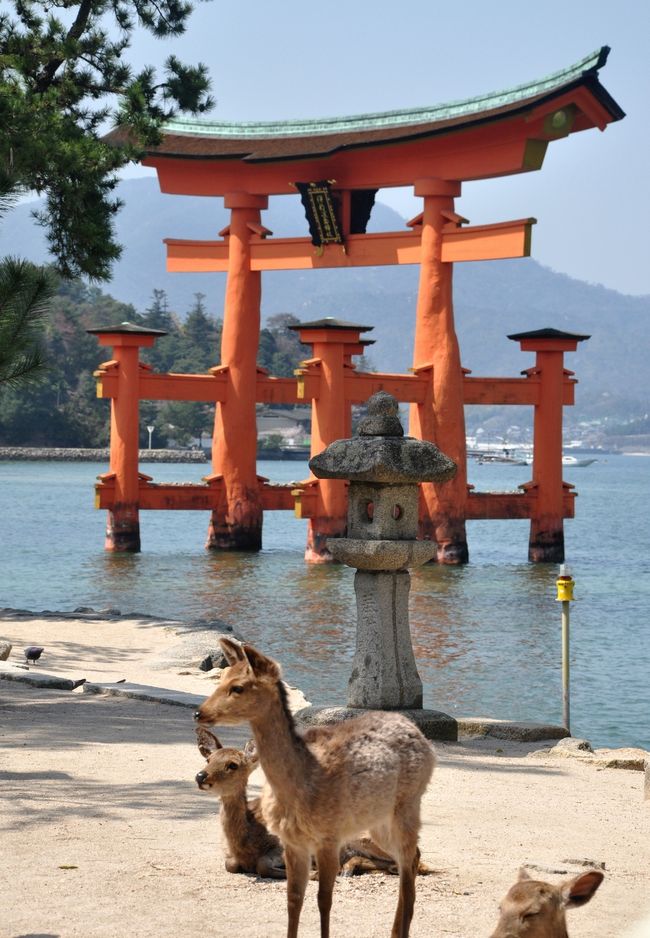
[{"left": 2, "top": 177, "right": 648, "bottom": 420}]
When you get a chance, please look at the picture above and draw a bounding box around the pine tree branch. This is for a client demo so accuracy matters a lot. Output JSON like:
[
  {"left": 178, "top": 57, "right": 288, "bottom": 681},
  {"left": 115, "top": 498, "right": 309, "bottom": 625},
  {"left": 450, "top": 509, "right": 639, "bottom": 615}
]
[{"left": 35, "top": 0, "right": 95, "bottom": 92}]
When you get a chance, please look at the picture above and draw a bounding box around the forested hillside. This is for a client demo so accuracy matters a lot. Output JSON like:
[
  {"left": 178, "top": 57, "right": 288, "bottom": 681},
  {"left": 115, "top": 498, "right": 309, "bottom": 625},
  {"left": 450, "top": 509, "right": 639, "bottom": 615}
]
[{"left": 0, "top": 278, "right": 308, "bottom": 447}]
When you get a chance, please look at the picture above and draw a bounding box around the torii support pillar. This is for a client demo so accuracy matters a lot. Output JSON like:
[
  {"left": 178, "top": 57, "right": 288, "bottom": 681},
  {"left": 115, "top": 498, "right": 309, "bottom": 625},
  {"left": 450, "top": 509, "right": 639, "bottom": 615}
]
[
  {"left": 207, "top": 192, "right": 268, "bottom": 551},
  {"left": 87, "top": 323, "right": 167, "bottom": 552},
  {"left": 409, "top": 178, "right": 469, "bottom": 564},
  {"left": 509, "top": 328, "right": 590, "bottom": 562},
  {"left": 293, "top": 319, "right": 371, "bottom": 562}
]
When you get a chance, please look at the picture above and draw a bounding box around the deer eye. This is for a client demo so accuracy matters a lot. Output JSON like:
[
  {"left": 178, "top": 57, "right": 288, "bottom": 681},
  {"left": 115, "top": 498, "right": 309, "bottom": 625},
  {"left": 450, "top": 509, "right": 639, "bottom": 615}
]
[
  {"left": 229, "top": 685, "right": 244, "bottom": 695},
  {"left": 226, "top": 762, "right": 238, "bottom": 771}
]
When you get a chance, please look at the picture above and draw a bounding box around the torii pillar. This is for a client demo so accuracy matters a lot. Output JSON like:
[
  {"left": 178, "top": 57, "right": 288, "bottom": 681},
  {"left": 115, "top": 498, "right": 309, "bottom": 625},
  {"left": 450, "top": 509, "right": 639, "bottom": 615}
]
[
  {"left": 409, "top": 178, "right": 468, "bottom": 564},
  {"left": 87, "top": 322, "right": 166, "bottom": 552},
  {"left": 292, "top": 319, "right": 372, "bottom": 562},
  {"left": 207, "top": 192, "right": 268, "bottom": 551},
  {"left": 510, "top": 328, "right": 590, "bottom": 562}
]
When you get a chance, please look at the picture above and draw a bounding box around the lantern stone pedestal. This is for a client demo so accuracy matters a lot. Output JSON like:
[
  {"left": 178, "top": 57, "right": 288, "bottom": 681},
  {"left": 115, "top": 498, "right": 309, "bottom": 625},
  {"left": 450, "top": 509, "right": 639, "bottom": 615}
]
[{"left": 297, "top": 391, "right": 460, "bottom": 741}]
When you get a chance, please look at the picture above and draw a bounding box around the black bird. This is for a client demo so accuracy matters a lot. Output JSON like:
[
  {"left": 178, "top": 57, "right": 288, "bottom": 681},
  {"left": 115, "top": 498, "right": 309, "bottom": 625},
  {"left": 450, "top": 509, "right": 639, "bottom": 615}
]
[{"left": 24, "top": 646, "right": 44, "bottom": 664}]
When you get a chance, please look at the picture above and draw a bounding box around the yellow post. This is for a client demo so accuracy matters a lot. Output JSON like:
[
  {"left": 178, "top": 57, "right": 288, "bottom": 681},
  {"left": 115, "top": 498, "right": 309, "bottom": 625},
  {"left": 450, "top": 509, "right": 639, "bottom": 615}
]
[{"left": 556, "top": 564, "right": 575, "bottom": 733}]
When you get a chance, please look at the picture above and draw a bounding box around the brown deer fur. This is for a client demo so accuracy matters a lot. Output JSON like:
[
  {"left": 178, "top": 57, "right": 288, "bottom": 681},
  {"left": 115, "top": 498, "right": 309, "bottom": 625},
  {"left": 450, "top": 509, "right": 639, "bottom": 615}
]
[
  {"left": 194, "top": 728, "right": 433, "bottom": 880},
  {"left": 490, "top": 868, "right": 604, "bottom": 938},
  {"left": 195, "top": 728, "right": 285, "bottom": 878},
  {"left": 194, "top": 638, "right": 435, "bottom": 938}
]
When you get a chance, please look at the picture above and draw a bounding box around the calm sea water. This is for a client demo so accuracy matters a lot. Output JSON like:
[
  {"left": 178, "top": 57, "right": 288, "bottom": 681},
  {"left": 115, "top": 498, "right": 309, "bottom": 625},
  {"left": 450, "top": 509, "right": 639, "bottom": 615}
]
[{"left": 1, "top": 456, "right": 648, "bottom": 749}]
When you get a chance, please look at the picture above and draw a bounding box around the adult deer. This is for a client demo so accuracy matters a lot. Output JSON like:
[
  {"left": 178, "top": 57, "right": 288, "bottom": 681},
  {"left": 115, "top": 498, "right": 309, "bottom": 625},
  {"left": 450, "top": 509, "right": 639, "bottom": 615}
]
[
  {"left": 490, "top": 868, "right": 604, "bottom": 937},
  {"left": 195, "top": 727, "right": 433, "bottom": 880},
  {"left": 194, "top": 638, "right": 435, "bottom": 938}
]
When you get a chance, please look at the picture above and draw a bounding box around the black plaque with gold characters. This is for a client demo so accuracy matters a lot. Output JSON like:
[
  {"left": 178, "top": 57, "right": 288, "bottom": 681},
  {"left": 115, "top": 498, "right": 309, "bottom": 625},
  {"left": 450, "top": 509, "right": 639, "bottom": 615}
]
[{"left": 295, "top": 181, "right": 343, "bottom": 247}]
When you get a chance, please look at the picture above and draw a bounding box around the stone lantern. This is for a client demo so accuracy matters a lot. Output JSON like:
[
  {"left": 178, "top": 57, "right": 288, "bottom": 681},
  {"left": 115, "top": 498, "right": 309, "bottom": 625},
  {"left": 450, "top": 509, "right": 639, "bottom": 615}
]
[{"left": 308, "top": 391, "right": 458, "bottom": 737}]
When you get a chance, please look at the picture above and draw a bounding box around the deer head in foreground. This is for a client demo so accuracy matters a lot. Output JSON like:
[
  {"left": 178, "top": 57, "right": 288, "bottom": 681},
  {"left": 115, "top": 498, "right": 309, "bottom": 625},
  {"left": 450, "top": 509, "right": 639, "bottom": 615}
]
[
  {"left": 490, "top": 868, "right": 604, "bottom": 937},
  {"left": 194, "top": 638, "right": 435, "bottom": 938},
  {"left": 195, "top": 727, "right": 286, "bottom": 878}
]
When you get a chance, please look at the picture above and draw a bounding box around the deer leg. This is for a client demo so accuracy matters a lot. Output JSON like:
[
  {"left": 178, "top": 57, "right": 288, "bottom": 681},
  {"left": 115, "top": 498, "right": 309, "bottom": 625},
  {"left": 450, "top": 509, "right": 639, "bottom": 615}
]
[
  {"left": 389, "top": 814, "right": 420, "bottom": 938},
  {"left": 315, "top": 844, "right": 340, "bottom": 938},
  {"left": 224, "top": 856, "right": 243, "bottom": 874},
  {"left": 284, "top": 844, "right": 311, "bottom": 938}
]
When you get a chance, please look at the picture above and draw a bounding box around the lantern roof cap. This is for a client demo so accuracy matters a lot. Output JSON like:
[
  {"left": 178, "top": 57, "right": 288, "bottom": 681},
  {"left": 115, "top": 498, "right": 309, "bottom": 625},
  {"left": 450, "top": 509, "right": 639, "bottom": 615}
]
[{"left": 310, "top": 392, "right": 457, "bottom": 484}]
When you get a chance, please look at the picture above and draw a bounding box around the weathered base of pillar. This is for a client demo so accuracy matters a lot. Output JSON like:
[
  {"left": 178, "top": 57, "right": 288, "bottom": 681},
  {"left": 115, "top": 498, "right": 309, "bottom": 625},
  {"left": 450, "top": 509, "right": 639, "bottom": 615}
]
[
  {"left": 529, "top": 524, "right": 564, "bottom": 563},
  {"left": 295, "top": 705, "right": 458, "bottom": 742},
  {"left": 105, "top": 506, "right": 140, "bottom": 552},
  {"left": 418, "top": 517, "right": 469, "bottom": 565},
  {"left": 206, "top": 516, "right": 262, "bottom": 551},
  {"left": 435, "top": 539, "right": 469, "bottom": 564},
  {"left": 305, "top": 522, "right": 346, "bottom": 564},
  {"left": 348, "top": 570, "right": 423, "bottom": 709}
]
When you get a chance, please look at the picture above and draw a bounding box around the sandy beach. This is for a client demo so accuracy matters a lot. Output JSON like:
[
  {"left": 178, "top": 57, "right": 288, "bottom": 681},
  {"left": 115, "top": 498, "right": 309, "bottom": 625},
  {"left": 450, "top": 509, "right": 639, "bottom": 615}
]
[{"left": 1, "top": 611, "right": 649, "bottom": 938}]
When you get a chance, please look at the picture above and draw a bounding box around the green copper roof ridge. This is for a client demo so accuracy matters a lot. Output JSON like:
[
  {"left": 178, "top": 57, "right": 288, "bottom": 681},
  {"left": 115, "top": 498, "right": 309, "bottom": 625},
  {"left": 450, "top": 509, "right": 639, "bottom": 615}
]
[{"left": 162, "top": 47, "right": 610, "bottom": 139}]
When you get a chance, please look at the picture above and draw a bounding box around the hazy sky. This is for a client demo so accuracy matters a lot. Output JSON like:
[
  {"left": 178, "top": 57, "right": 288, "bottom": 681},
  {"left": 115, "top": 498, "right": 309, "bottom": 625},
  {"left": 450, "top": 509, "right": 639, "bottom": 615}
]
[{"left": 122, "top": 1, "right": 649, "bottom": 296}]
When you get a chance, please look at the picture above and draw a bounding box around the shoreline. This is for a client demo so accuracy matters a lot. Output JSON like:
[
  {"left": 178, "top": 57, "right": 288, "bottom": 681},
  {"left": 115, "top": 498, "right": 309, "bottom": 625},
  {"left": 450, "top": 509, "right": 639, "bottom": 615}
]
[{"left": 1, "top": 607, "right": 648, "bottom": 752}]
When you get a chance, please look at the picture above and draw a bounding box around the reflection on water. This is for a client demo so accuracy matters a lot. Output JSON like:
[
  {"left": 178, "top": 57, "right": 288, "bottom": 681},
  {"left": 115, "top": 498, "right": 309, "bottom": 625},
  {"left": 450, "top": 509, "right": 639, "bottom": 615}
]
[{"left": 1, "top": 457, "right": 649, "bottom": 749}]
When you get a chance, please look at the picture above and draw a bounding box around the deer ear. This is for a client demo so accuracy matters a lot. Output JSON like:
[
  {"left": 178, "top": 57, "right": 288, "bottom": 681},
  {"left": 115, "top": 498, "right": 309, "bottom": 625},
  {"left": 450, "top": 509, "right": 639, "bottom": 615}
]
[
  {"left": 219, "top": 637, "right": 247, "bottom": 667},
  {"left": 196, "top": 727, "right": 222, "bottom": 759},
  {"left": 562, "top": 870, "right": 604, "bottom": 908},
  {"left": 241, "top": 643, "right": 281, "bottom": 680},
  {"left": 243, "top": 738, "right": 259, "bottom": 766}
]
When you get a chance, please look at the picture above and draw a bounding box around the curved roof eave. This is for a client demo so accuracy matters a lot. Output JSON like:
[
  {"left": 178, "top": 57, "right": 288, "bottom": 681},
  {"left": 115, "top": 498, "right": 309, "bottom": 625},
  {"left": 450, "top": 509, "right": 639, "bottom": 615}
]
[{"left": 122, "top": 46, "right": 624, "bottom": 164}]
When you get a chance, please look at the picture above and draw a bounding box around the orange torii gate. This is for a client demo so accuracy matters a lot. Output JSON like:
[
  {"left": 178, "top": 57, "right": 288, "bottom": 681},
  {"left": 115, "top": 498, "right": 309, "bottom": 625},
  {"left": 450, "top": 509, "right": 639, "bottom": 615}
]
[{"left": 97, "top": 47, "right": 623, "bottom": 563}]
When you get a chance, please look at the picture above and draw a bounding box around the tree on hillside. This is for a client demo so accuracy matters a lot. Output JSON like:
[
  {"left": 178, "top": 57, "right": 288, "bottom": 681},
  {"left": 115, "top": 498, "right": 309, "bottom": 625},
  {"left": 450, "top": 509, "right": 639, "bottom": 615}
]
[
  {"left": 142, "top": 289, "right": 174, "bottom": 332},
  {"left": 258, "top": 313, "right": 310, "bottom": 378},
  {"left": 175, "top": 292, "right": 221, "bottom": 371},
  {"left": 140, "top": 288, "right": 182, "bottom": 372},
  {"left": 158, "top": 399, "right": 211, "bottom": 448},
  {"left": 0, "top": 0, "right": 214, "bottom": 281}
]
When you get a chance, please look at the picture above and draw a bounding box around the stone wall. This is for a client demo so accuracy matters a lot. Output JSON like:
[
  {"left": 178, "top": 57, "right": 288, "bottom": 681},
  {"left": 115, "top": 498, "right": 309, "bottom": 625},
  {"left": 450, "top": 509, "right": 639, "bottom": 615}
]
[{"left": 0, "top": 447, "right": 207, "bottom": 463}]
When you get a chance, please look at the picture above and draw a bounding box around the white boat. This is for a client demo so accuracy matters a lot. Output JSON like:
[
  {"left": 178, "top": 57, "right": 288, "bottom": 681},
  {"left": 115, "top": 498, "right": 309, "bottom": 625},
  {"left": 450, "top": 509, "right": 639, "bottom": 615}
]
[
  {"left": 562, "top": 454, "right": 597, "bottom": 467},
  {"left": 518, "top": 454, "right": 597, "bottom": 467}
]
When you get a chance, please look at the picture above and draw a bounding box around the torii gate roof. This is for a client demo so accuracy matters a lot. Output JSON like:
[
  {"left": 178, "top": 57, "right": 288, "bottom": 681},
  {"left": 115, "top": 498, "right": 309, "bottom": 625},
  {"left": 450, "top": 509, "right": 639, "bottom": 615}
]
[
  {"left": 140, "top": 47, "right": 621, "bottom": 157},
  {"left": 110, "top": 47, "right": 623, "bottom": 197}
]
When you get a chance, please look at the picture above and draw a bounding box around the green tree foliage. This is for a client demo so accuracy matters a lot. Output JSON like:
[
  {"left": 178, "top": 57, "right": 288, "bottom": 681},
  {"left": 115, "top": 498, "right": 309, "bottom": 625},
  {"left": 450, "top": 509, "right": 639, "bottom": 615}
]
[
  {"left": 0, "top": 170, "right": 53, "bottom": 389},
  {"left": 158, "top": 400, "right": 211, "bottom": 448},
  {"left": 174, "top": 292, "right": 221, "bottom": 371},
  {"left": 0, "top": 256, "right": 54, "bottom": 388},
  {"left": 0, "top": 280, "right": 224, "bottom": 445},
  {"left": 140, "top": 289, "right": 180, "bottom": 372},
  {"left": 257, "top": 313, "right": 310, "bottom": 378},
  {"left": 0, "top": 0, "right": 213, "bottom": 280},
  {"left": 0, "top": 281, "right": 317, "bottom": 446}
]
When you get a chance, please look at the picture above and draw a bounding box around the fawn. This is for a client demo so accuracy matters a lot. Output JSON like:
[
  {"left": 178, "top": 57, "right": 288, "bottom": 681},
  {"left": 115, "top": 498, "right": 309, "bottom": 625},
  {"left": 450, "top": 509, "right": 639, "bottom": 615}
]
[
  {"left": 194, "top": 727, "right": 433, "bottom": 880},
  {"left": 194, "top": 638, "right": 435, "bottom": 938},
  {"left": 490, "top": 867, "right": 604, "bottom": 937},
  {"left": 195, "top": 727, "right": 286, "bottom": 878}
]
